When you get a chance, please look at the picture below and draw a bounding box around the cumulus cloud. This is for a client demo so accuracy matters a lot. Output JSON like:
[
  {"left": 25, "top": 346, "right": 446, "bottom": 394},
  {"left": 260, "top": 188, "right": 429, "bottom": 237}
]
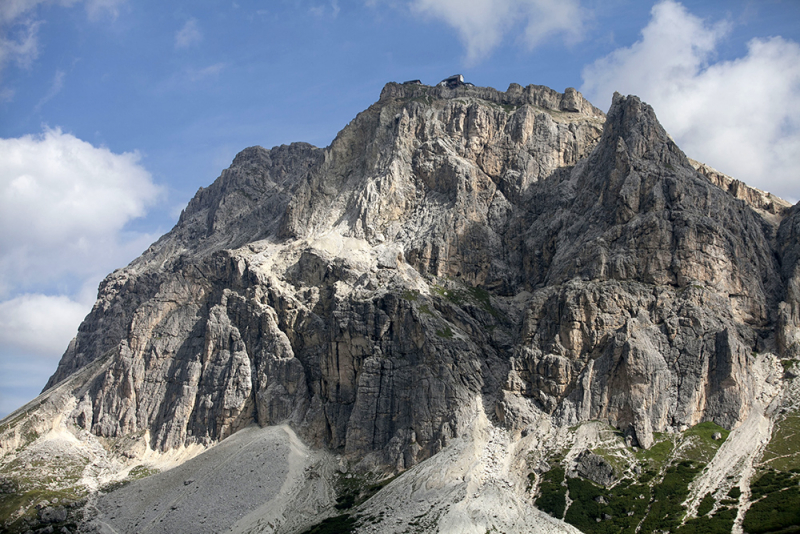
[
  {"left": 411, "top": 0, "right": 584, "bottom": 64},
  {"left": 0, "top": 294, "right": 88, "bottom": 358},
  {"left": 0, "top": 128, "right": 160, "bottom": 415},
  {"left": 581, "top": 0, "right": 800, "bottom": 203},
  {"left": 0, "top": 128, "right": 161, "bottom": 295},
  {"left": 175, "top": 18, "right": 202, "bottom": 49}
]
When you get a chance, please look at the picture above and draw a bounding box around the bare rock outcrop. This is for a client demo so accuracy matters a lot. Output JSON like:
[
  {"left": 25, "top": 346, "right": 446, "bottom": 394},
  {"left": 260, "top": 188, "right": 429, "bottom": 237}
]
[
  {"left": 690, "top": 158, "right": 791, "bottom": 218},
  {"left": 570, "top": 450, "right": 616, "bottom": 487},
  {"left": 778, "top": 203, "right": 800, "bottom": 358}
]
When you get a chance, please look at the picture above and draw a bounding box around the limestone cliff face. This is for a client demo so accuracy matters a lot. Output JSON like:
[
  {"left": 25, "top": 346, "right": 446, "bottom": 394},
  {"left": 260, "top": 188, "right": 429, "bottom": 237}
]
[
  {"left": 40, "top": 82, "right": 796, "bottom": 470},
  {"left": 778, "top": 203, "right": 800, "bottom": 358}
]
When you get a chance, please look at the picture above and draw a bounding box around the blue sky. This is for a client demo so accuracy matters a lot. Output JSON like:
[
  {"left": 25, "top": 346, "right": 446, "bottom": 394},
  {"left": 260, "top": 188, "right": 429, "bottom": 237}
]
[{"left": 1, "top": 0, "right": 799, "bottom": 418}]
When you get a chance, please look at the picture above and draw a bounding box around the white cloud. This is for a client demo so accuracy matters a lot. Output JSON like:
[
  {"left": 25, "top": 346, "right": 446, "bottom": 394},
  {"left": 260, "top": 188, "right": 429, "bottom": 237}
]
[
  {"left": 0, "top": 128, "right": 160, "bottom": 414},
  {"left": 0, "top": 294, "right": 88, "bottom": 358},
  {"left": 0, "top": 128, "right": 162, "bottom": 295},
  {"left": 175, "top": 18, "right": 202, "bottom": 49},
  {"left": 0, "top": 0, "right": 59, "bottom": 25},
  {"left": 0, "top": 128, "right": 161, "bottom": 414},
  {"left": 581, "top": 0, "right": 800, "bottom": 203},
  {"left": 520, "top": 0, "right": 584, "bottom": 49},
  {"left": 0, "top": 0, "right": 120, "bottom": 24},
  {"left": 0, "top": 18, "right": 42, "bottom": 73},
  {"left": 411, "top": 0, "right": 585, "bottom": 64}
]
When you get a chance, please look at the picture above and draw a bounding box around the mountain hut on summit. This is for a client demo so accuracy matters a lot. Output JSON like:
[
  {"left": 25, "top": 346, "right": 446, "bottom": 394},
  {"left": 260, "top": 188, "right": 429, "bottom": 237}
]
[{"left": 437, "top": 74, "right": 474, "bottom": 88}]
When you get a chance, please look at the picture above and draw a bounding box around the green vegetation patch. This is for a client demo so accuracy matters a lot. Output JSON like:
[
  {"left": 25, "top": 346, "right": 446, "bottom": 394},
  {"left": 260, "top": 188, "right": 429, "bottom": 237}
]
[
  {"left": 432, "top": 284, "right": 464, "bottom": 305},
  {"left": 533, "top": 421, "right": 751, "bottom": 534},
  {"left": 418, "top": 304, "right": 434, "bottom": 316},
  {"left": 684, "top": 422, "right": 729, "bottom": 443},
  {"left": 534, "top": 466, "right": 567, "bottom": 519},
  {"left": 0, "top": 487, "right": 84, "bottom": 534},
  {"left": 402, "top": 290, "right": 419, "bottom": 301},
  {"left": 564, "top": 477, "right": 607, "bottom": 530},
  {"left": 696, "top": 492, "right": 715, "bottom": 516},
  {"left": 556, "top": 461, "right": 707, "bottom": 534},
  {"left": 99, "top": 465, "right": 159, "bottom": 494},
  {"left": 0, "top": 451, "right": 94, "bottom": 532},
  {"left": 334, "top": 473, "right": 397, "bottom": 512},
  {"left": 431, "top": 283, "right": 502, "bottom": 319},
  {"left": 533, "top": 422, "right": 736, "bottom": 534},
  {"left": 743, "top": 470, "right": 800, "bottom": 534},
  {"left": 300, "top": 514, "right": 358, "bottom": 534},
  {"left": 742, "top": 404, "right": 800, "bottom": 532},
  {"left": 100, "top": 478, "right": 132, "bottom": 493},
  {"left": 546, "top": 475, "right": 649, "bottom": 534},
  {"left": 761, "top": 410, "right": 800, "bottom": 472},
  {"left": 639, "top": 460, "right": 704, "bottom": 534},
  {"left": 485, "top": 101, "right": 518, "bottom": 114},
  {"left": 638, "top": 469, "right": 657, "bottom": 484},
  {"left": 0, "top": 411, "right": 31, "bottom": 436},
  {"left": 128, "top": 465, "right": 159, "bottom": 480},
  {"left": 750, "top": 470, "right": 798, "bottom": 500},
  {"left": 681, "top": 422, "right": 730, "bottom": 463},
  {"left": 635, "top": 434, "right": 674, "bottom": 467},
  {"left": 303, "top": 472, "right": 398, "bottom": 534},
  {"left": 590, "top": 446, "right": 628, "bottom": 478},
  {"left": 435, "top": 326, "right": 454, "bottom": 339},
  {"left": 602, "top": 480, "right": 651, "bottom": 533},
  {"left": 676, "top": 506, "right": 737, "bottom": 534},
  {"left": 467, "top": 286, "right": 501, "bottom": 318}
]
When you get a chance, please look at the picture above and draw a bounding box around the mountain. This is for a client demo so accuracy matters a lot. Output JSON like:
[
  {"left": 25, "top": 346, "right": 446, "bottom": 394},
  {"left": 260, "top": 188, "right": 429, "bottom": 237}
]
[{"left": 1, "top": 81, "right": 799, "bottom": 534}]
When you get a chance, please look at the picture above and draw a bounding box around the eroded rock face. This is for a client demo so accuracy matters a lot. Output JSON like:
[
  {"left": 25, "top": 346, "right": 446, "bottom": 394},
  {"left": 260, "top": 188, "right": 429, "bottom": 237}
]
[
  {"left": 778, "top": 204, "right": 800, "bottom": 358},
  {"left": 39, "top": 82, "right": 797, "bottom": 470},
  {"left": 571, "top": 450, "right": 616, "bottom": 487}
]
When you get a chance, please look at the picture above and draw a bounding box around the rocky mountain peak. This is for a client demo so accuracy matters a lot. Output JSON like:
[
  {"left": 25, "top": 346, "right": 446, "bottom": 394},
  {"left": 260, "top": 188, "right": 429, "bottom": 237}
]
[
  {"left": 2, "top": 81, "right": 799, "bottom": 534},
  {"left": 34, "top": 80, "right": 794, "bottom": 454},
  {"left": 601, "top": 92, "right": 687, "bottom": 165}
]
